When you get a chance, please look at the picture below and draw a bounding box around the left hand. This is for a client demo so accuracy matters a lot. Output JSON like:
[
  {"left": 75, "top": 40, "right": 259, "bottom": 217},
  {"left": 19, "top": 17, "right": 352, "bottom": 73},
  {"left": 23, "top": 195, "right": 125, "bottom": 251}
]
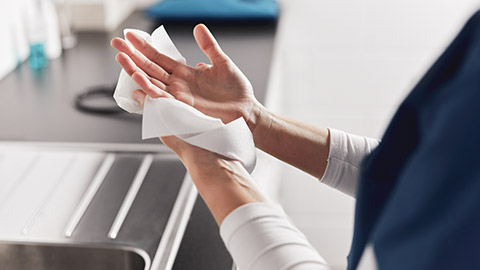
[{"left": 110, "top": 24, "right": 264, "bottom": 133}]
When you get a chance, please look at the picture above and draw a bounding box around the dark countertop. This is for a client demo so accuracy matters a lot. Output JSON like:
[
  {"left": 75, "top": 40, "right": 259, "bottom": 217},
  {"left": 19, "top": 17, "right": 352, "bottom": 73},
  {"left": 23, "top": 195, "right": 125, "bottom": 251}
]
[{"left": 0, "top": 11, "right": 276, "bottom": 269}]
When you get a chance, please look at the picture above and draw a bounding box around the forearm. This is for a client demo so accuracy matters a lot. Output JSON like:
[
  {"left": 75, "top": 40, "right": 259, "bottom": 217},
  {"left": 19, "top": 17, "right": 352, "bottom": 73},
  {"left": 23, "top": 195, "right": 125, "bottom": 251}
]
[
  {"left": 182, "top": 154, "right": 268, "bottom": 225},
  {"left": 251, "top": 105, "right": 330, "bottom": 179},
  {"left": 181, "top": 148, "right": 329, "bottom": 269},
  {"left": 221, "top": 202, "right": 330, "bottom": 270}
]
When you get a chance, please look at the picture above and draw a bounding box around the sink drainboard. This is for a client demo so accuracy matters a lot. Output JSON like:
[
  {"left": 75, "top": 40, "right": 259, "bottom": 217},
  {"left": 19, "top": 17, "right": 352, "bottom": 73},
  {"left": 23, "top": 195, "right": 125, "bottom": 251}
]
[{"left": 0, "top": 142, "right": 198, "bottom": 270}]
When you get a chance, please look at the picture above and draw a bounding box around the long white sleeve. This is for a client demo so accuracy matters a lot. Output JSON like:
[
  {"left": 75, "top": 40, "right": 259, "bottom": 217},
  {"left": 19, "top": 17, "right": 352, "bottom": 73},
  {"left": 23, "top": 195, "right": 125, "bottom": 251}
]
[
  {"left": 219, "top": 129, "right": 380, "bottom": 269},
  {"left": 319, "top": 128, "right": 380, "bottom": 197},
  {"left": 220, "top": 202, "right": 330, "bottom": 270}
]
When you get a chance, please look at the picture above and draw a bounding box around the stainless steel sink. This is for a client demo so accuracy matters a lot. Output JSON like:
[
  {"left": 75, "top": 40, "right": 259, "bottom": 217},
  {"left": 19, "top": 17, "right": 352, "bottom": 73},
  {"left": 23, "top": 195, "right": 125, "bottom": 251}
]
[
  {"left": 0, "top": 242, "right": 146, "bottom": 270},
  {"left": 0, "top": 142, "right": 198, "bottom": 270}
]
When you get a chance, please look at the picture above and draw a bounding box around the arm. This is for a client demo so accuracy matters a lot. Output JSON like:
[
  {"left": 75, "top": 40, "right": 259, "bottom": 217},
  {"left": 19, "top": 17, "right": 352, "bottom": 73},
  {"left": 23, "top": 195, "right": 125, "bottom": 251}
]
[
  {"left": 160, "top": 135, "right": 329, "bottom": 270},
  {"left": 254, "top": 110, "right": 331, "bottom": 179},
  {"left": 162, "top": 135, "right": 268, "bottom": 224},
  {"left": 110, "top": 24, "right": 379, "bottom": 195},
  {"left": 110, "top": 24, "right": 331, "bottom": 180},
  {"left": 322, "top": 129, "right": 380, "bottom": 197},
  {"left": 255, "top": 114, "right": 379, "bottom": 196},
  {"left": 110, "top": 24, "right": 363, "bottom": 269}
]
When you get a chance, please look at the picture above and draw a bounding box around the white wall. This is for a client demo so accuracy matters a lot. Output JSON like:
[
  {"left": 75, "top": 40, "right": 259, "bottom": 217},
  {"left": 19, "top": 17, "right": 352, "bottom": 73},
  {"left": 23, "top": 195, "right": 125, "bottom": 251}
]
[{"left": 271, "top": 0, "right": 479, "bottom": 269}]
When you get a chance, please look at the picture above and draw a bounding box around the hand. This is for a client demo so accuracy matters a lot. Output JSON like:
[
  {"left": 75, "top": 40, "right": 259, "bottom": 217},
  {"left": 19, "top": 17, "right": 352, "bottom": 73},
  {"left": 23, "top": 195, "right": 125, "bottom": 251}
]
[
  {"left": 111, "top": 25, "right": 270, "bottom": 225},
  {"left": 110, "top": 24, "right": 264, "bottom": 132},
  {"left": 110, "top": 23, "right": 256, "bottom": 175},
  {"left": 159, "top": 135, "right": 224, "bottom": 173},
  {"left": 110, "top": 23, "right": 331, "bottom": 181}
]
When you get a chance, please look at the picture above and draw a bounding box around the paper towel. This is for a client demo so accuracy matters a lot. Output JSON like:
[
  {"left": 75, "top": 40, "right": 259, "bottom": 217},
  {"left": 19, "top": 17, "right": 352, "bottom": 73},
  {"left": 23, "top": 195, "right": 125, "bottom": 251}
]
[{"left": 113, "top": 26, "right": 256, "bottom": 173}]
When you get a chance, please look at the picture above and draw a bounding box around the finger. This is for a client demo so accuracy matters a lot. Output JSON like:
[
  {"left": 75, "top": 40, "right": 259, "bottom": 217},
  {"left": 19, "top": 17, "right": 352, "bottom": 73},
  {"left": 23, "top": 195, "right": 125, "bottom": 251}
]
[
  {"left": 131, "top": 90, "right": 146, "bottom": 108},
  {"left": 115, "top": 53, "right": 167, "bottom": 90},
  {"left": 115, "top": 52, "right": 143, "bottom": 77},
  {"left": 193, "top": 24, "right": 229, "bottom": 65},
  {"left": 132, "top": 71, "right": 174, "bottom": 99},
  {"left": 111, "top": 37, "right": 130, "bottom": 52},
  {"left": 126, "top": 31, "right": 180, "bottom": 73},
  {"left": 112, "top": 38, "right": 171, "bottom": 84}
]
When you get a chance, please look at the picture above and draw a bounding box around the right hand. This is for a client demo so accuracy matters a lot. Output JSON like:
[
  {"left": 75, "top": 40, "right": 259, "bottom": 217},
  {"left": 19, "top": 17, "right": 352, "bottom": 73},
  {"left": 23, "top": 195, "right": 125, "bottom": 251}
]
[{"left": 110, "top": 24, "right": 264, "bottom": 132}]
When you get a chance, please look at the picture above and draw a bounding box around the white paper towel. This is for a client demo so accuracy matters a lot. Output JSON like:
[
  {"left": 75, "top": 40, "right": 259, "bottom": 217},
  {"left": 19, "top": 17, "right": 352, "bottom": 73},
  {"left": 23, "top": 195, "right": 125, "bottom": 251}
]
[{"left": 113, "top": 26, "right": 256, "bottom": 173}]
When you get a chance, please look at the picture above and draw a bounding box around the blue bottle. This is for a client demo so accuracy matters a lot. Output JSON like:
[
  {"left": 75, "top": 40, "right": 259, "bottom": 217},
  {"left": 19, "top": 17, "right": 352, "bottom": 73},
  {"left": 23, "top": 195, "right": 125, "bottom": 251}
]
[
  {"left": 28, "top": 43, "right": 48, "bottom": 70},
  {"left": 27, "top": 0, "right": 49, "bottom": 70}
]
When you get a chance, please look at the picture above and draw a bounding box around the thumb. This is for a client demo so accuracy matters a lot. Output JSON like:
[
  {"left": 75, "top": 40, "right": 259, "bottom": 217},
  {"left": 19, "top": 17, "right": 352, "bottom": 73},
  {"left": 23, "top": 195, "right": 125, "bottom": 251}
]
[{"left": 194, "top": 24, "right": 228, "bottom": 65}]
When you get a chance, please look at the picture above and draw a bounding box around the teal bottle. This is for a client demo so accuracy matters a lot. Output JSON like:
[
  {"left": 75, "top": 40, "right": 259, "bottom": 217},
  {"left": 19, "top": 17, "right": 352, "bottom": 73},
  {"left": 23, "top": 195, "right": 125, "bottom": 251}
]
[
  {"left": 28, "top": 43, "right": 48, "bottom": 69},
  {"left": 26, "top": 0, "right": 50, "bottom": 70}
]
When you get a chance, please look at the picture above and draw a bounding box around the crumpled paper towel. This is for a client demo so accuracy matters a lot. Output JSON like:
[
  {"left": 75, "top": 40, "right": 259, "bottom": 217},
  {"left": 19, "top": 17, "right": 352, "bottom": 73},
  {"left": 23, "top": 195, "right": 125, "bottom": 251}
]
[{"left": 113, "top": 26, "right": 256, "bottom": 173}]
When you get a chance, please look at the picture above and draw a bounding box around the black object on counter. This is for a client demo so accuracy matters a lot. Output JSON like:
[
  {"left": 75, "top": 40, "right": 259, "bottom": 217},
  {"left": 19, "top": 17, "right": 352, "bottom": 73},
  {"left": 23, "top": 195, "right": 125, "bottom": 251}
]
[{"left": 75, "top": 85, "right": 124, "bottom": 115}]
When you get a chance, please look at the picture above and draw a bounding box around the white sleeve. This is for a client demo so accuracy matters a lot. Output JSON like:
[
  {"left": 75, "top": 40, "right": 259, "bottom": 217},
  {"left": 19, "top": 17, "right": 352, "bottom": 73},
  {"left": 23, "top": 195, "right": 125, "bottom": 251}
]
[
  {"left": 319, "top": 128, "right": 380, "bottom": 197},
  {"left": 218, "top": 129, "right": 379, "bottom": 269},
  {"left": 220, "top": 202, "right": 330, "bottom": 270}
]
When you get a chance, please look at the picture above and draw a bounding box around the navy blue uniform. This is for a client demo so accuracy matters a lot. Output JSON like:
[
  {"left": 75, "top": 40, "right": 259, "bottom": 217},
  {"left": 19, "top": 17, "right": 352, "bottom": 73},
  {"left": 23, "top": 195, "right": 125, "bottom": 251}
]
[{"left": 349, "top": 10, "right": 480, "bottom": 270}]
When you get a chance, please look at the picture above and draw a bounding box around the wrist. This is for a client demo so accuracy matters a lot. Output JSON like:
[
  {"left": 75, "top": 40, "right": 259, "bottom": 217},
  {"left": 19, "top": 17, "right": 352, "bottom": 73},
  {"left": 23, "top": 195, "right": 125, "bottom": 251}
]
[
  {"left": 183, "top": 154, "right": 227, "bottom": 178},
  {"left": 247, "top": 101, "right": 274, "bottom": 149},
  {"left": 245, "top": 100, "right": 270, "bottom": 137},
  {"left": 183, "top": 156, "right": 267, "bottom": 225}
]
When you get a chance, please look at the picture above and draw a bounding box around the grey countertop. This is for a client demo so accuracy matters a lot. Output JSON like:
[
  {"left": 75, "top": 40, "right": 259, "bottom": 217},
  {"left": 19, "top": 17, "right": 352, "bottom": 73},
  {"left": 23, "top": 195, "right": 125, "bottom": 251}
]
[{"left": 0, "top": 11, "right": 276, "bottom": 269}]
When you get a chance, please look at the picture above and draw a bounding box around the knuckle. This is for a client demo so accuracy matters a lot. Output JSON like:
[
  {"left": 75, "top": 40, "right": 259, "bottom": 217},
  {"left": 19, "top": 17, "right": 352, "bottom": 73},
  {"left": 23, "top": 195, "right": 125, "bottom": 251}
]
[
  {"left": 133, "top": 67, "right": 143, "bottom": 76},
  {"left": 143, "top": 57, "right": 153, "bottom": 70},
  {"left": 203, "top": 42, "right": 215, "bottom": 53}
]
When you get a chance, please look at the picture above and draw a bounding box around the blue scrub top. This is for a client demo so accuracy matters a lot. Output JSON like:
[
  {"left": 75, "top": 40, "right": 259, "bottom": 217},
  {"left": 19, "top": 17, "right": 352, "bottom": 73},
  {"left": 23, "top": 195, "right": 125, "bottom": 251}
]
[{"left": 349, "top": 10, "right": 480, "bottom": 270}]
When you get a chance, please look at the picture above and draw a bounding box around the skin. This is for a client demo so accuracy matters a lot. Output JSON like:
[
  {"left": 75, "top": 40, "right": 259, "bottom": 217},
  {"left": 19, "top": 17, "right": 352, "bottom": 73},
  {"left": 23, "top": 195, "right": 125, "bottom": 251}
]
[{"left": 110, "top": 24, "right": 330, "bottom": 225}]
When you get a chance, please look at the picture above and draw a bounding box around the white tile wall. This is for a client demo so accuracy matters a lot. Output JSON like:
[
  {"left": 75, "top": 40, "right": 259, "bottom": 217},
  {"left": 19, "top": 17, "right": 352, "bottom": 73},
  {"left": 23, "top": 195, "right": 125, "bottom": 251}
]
[{"left": 271, "top": 0, "right": 479, "bottom": 269}]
